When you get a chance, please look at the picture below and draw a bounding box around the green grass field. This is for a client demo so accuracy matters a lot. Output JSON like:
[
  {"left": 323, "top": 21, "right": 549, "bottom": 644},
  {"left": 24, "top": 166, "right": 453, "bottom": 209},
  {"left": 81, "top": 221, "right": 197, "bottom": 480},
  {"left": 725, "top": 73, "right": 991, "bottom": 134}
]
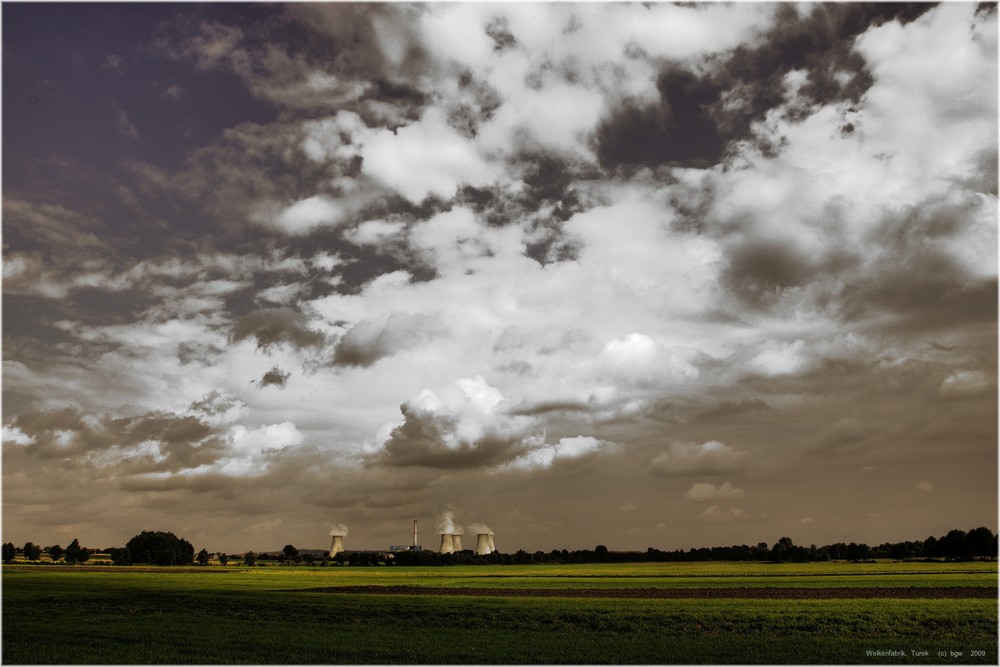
[{"left": 3, "top": 561, "right": 997, "bottom": 664}]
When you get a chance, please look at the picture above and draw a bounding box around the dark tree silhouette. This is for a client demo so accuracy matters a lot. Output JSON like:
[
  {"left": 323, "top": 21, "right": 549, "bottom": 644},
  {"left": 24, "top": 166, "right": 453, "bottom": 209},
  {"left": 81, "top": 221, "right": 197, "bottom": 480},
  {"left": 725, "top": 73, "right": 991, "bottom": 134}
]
[
  {"left": 109, "top": 547, "right": 132, "bottom": 566},
  {"left": 64, "top": 538, "right": 89, "bottom": 564},
  {"left": 125, "top": 531, "right": 195, "bottom": 566},
  {"left": 966, "top": 527, "right": 997, "bottom": 560},
  {"left": 2, "top": 542, "right": 15, "bottom": 562},
  {"left": 939, "top": 529, "right": 971, "bottom": 560},
  {"left": 22, "top": 542, "right": 41, "bottom": 561}
]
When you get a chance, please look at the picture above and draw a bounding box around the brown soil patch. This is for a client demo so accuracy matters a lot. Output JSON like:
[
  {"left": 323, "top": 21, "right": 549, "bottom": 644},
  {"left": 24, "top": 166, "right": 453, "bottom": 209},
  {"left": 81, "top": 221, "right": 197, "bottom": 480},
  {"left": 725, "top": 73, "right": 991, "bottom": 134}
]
[{"left": 294, "top": 585, "right": 996, "bottom": 599}]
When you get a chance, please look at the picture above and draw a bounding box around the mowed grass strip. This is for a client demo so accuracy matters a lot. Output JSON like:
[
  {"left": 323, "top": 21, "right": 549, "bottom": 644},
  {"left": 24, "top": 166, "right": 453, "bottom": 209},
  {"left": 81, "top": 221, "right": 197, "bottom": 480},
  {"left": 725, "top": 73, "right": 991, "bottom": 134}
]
[{"left": 5, "top": 561, "right": 995, "bottom": 591}]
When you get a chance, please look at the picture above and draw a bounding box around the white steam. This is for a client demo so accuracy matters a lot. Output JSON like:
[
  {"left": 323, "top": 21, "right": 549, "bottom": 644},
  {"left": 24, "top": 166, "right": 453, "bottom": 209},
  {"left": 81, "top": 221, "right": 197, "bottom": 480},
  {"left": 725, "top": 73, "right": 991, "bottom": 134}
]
[
  {"left": 467, "top": 523, "right": 493, "bottom": 536},
  {"left": 329, "top": 524, "right": 349, "bottom": 536},
  {"left": 436, "top": 510, "right": 464, "bottom": 535}
]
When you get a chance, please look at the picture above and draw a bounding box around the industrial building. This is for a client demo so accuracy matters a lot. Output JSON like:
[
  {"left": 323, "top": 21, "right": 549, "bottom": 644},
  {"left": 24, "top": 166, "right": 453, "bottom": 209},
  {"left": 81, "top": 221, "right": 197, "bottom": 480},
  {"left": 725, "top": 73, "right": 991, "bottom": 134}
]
[{"left": 390, "top": 520, "right": 422, "bottom": 551}]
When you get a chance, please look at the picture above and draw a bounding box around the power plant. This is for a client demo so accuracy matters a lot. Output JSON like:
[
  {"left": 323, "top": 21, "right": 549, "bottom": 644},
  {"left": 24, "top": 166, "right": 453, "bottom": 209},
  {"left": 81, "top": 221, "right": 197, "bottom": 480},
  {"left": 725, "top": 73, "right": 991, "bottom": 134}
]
[
  {"left": 439, "top": 533, "right": 464, "bottom": 554},
  {"left": 390, "top": 520, "right": 424, "bottom": 552},
  {"left": 328, "top": 534, "right": 345, "bottom": 557},
  {"left": 475, "top": 533, "right": 496, "bottom": 555},
  {"left": 333, "top": 517, "right": 490, "bottom": 555}
]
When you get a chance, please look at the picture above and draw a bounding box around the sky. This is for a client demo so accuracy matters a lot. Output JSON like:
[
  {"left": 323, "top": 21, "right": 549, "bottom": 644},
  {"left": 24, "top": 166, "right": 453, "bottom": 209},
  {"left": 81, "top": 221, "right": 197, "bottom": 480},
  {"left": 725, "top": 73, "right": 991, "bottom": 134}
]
[{"left": 2, "top": 2, "right": 997, "bottom": 554}]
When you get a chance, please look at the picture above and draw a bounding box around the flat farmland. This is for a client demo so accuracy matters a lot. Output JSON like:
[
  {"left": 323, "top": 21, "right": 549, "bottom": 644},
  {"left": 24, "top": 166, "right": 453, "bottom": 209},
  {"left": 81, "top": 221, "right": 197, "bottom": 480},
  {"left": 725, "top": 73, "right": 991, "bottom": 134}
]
[{"left": 3, "top": 561, "right": 996, "bottom": 664}]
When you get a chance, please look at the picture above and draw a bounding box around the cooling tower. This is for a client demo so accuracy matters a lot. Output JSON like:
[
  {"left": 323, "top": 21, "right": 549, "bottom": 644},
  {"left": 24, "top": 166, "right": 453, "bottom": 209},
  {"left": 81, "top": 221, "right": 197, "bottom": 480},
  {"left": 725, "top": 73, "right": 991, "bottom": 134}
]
[
  {"left": 452, "top": 535, "right": 462, "bottom": 552},
  {"left": 329, "top": 534, "right": 345, "bottom": 557},
  {"left": 439, "top": 533, "right": 455, "bottom": 554},
  {"left": 487, "top": 534, "right": 496, "bottom": 553},
  {"left": 475, "top": 533, "right": 493, "bottom": 555}
]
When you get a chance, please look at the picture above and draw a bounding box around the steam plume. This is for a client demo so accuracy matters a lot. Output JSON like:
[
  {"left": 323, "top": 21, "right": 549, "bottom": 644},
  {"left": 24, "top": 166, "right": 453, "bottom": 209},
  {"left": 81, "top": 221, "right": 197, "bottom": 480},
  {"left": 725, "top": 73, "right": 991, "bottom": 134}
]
[
  {"left": 467, "top": 523, "right": 493, "bottom": 535},
  {"left": 436, "top": 510, "right": 464, "bottom": 535},
  {"left": 329, "top": 524, "right": 349, "bottom": 536}
]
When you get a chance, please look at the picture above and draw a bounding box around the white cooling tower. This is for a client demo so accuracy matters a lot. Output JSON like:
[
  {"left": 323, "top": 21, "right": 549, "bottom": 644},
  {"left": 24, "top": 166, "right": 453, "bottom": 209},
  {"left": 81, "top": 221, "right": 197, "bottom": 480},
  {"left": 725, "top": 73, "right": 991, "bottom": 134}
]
[
  {"left": 440, "top": 533, "right": 455, "bottom": 554},
  {"left": 475, "top": 533, "right": 493, "bottom": 555},
  {"left": 329, "top": 534, "right": 345, "bottom": 557},
  {"left": 487, "top": 534, "right": 496, "bottom": 553},
  {"left": 452, "top": 535, "right": 462, "bottom": 552}
]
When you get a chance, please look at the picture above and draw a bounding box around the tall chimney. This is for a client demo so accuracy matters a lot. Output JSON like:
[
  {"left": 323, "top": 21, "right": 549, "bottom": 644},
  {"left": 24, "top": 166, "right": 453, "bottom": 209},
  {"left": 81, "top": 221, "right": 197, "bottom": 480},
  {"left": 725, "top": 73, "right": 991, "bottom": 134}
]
[
  {"left": 487, "top": 533, "right": 496, "bottom": 553},
  {"left": 452, "top": 535, "right": 462, "bottom": 552},
  {"left": 439, "top": 533, "right": 455, "bottom": 554},
  {"left": 475, "top": 533, "right": 493, "bottom": 555},
  {"left": 329, "top": 534, "right": 345, "bottom": 557},
  {"left": 413, "top": 520, "right": 418, "bottom": 547}
]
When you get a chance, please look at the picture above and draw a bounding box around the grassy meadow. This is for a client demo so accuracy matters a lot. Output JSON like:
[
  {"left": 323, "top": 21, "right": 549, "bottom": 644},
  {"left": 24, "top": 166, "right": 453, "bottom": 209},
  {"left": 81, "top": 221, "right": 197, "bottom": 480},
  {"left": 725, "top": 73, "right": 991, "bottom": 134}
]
[{"left": 2, "top": 561, "right": 997, "bottom": 664}]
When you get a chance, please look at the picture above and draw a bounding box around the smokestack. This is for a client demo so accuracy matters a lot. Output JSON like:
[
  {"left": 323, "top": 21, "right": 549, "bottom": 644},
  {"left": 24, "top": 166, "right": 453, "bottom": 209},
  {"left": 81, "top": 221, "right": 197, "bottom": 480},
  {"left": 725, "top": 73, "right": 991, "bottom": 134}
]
[
  {"left": 488, "top": 534, "right": 496, "bottom": 553},
  {"left": 452, "top": 535, "right": 462, "bottom": 552},
  {"left": 476, "top": 533, "right": 494, "bottom": 555},
  {"left": 413, "top": 520, "right": 418, "bottom": 547},
  {"left": 329, "top": 534, "right": 345, "bottom": 557},
  {"left": 439, "top": 533, "right": 455, "bottom": 554}
]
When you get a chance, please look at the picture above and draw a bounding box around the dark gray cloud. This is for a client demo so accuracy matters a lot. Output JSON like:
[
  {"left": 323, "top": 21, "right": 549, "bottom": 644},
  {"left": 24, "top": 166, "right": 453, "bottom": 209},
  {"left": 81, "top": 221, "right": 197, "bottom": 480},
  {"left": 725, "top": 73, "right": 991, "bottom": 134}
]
[
  {"left": 333, "top": 313, "right": 446, "bottom": 367},
  {"left": 7, "top": 407, "right": 224, "bottom": 472},
  {"left": 595, "top": 69, "right": 725, "bottom": 169},
  {"left": 721, "top": 239, "right": 817, "bottom": 309},
  {"left": 259, "top": 367, "right": 291, "bottom": 388},
  {"left": 378, "top": 427, "right": 526, "bottom": 470},
  {"left": 694, "top": 399, "right": 770, "bottom": 423},
  {"left": 594, "top": 3, "right": 936, "bottom": 170},
  {"left": 230, "top": 307, "right": 326, "bottom": 350},
  {"left": 710, "top": 3, "right": 935, "bottom": 142}
]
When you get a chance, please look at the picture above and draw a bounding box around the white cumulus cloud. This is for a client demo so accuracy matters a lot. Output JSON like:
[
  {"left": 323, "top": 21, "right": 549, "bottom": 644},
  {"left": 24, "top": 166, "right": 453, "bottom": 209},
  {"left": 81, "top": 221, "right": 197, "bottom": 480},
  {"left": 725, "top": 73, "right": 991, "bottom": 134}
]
[
  {"left": 361, "top": 108, "right": 495, "bottom": 203},
  {"left": 499, "top": 435, "right": 616, "bottom": 472}
]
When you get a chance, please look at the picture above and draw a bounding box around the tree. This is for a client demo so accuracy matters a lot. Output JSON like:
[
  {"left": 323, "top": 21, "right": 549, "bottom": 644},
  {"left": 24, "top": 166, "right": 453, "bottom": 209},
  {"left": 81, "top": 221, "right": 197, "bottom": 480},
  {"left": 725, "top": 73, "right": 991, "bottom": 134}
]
[
  {"left": 2, "top": 542, "right": 15, "bottom": 563},
  {"left": 594, "top": 545, "right": 609, "bottom": 562},
  {"left": 923, "top": 535, "right": 940, "bottom": 559},
  {"left": 939, "top": 529, "right": 970, "bottom": 561},
  {"left": 965, "top": 527, "right": 996, "bottom": 560},
  {"left": 196, "top": 548, "right": 210, "bottom": 566},
  {"left": 125, "top": 531, "right": 195, "bottom": 566},
  {"left": 218, "top": 553, "right": 230, "bottom": 566},
  {"left": 49, "top": 544, "right": 64, "bottom": 562},
  {"left": 771, "top": 537, "right": 794, "bottom": 562},
  {"left": 109, "top": 547, "right": 132, "bottom": 566},
  {"left": 243, "top": 551, "right": 256, "bottom": 566},
  {"left": 64, "top": 538, "right": 89, "bottom": 564},
  {"left": 282, "top": 544, "right": 300, "bottom": 563},
  {"left": 23, "top": 542, "right": 41, "bottom": 561}
]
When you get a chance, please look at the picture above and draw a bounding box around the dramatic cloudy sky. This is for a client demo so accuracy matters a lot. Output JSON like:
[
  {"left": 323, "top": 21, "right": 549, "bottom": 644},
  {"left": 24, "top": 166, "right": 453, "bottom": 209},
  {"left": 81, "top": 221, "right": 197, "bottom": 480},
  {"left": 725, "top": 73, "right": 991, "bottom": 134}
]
[{"left": 3, "top": 3, "right": 997, "bottom": 554}]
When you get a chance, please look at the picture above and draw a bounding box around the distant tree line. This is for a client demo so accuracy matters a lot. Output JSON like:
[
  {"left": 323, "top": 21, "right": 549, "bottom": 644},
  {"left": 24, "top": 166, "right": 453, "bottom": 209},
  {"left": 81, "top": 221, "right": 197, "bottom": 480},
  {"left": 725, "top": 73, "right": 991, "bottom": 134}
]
[
  {"left": 638, "top": 527, "right": 997, "bottom": 564},
  {"left": 2, "top": 539, "right": 91, "bottom": 564},
  {"left": 4, "top": 526, "right": 995, "bottom": 567}
]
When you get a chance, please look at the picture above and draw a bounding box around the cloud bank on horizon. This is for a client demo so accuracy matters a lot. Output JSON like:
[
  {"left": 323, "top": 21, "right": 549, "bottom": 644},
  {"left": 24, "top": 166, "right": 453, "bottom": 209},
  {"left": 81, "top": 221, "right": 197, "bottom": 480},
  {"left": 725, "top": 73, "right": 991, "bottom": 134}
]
[{"left": 2, "top": 2, "right": 996, "bottom": 552}]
